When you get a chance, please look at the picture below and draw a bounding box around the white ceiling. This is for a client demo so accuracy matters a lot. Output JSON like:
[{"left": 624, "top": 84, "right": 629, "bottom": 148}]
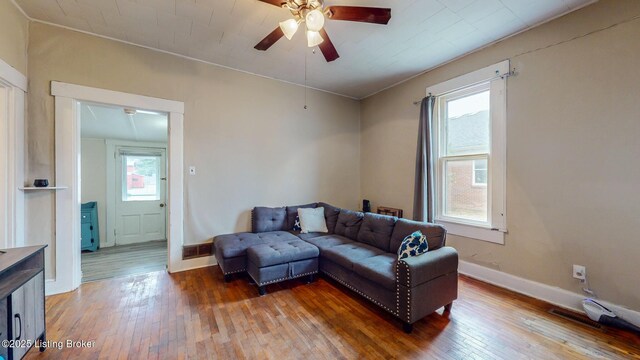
[
  {"left": 16, "top": 0, "right": 595, "bottom": 98},
  {"left": 80, "top": 102, "right": 168, "bottom": 143}
]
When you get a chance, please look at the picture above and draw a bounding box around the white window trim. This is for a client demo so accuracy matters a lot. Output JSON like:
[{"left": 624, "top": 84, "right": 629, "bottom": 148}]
[{"left": 428, "top": 60, "right": 508, "bottom": 245}]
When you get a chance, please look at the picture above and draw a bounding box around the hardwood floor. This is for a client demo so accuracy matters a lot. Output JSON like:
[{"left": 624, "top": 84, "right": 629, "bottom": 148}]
[
  {"left": 81, "top": 240, "right": 167, "bottom": 282},
  {"left": 26, "top": 268, "right": 640, "bottom": 359}
]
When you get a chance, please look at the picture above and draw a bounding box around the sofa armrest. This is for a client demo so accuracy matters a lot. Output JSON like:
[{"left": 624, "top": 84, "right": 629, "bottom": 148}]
[{"left": 397, "top": 246, "right": 458, "bottom": 287}]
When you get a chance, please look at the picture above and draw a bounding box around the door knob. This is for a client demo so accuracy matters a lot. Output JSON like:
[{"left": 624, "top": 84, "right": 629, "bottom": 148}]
[{"left": 159, "top": 203, "right": 165, "bottom": 207}]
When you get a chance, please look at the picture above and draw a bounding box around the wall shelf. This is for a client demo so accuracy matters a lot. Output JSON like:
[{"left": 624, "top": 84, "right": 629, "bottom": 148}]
[{"left": 19, "top": 186, "right": 68, "bottom": 191}]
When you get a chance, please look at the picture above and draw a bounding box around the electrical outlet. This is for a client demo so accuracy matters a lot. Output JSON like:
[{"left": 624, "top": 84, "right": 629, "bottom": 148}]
[
  {"left": 189, "top": 166, "right": 196, "bottom": 175},
  {"left": 573, "top": 264, "right": 586, "bottom": 280}
]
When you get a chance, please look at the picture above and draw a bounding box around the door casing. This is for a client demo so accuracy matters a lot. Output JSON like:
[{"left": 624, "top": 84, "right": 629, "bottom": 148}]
[{"left": 51, "top": 81, "right": 185, "bottom": 295}]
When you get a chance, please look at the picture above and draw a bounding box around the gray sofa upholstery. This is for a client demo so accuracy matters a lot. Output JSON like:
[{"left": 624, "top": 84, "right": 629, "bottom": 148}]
[{"left": 213, "top": 202, "right": 458, "bottom": 333}]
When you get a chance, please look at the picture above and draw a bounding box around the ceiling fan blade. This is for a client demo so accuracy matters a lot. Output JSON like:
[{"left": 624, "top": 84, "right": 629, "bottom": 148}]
[
  {"left": 326, "top": 6, "right": 391, "bottom": 25},
  {"left": 254, "top": 27, "right": 285, "bottom": 51},
  {"left": 256, "top": 0, "right": 287, "bottom": 7},
  {"left": 318, "top": 29, "right": 339, "bottom": 62}
]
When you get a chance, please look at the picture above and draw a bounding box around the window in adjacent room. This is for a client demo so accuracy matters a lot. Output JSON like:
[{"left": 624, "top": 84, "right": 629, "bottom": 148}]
[{"left": 430, "top": 60, "right": 508, "bottom": 244}]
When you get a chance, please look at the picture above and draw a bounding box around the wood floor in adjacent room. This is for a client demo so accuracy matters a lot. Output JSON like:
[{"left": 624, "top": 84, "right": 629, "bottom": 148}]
[
  {"left": 26, "top": 268, "right": 640, "bottom": 360},
  {"left": 81, "top": 240, "right": 167, "bottom": 283}
]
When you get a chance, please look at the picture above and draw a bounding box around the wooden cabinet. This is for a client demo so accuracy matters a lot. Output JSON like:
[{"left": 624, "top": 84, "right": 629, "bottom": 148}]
[
  {"left": 0, "top": 246, "right": 47, "bottom": 359},
  {"left": 81, "top": 202, "right": 99, "bottom": 252}
]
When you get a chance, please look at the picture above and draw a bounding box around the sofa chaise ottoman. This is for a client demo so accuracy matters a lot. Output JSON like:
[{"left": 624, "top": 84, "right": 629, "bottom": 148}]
[
  {"left": 213, "top": 202, "right": 458, "bottom": 333},
  {"left": 247, "top": 239, "right": 319, "bottom": 295}
]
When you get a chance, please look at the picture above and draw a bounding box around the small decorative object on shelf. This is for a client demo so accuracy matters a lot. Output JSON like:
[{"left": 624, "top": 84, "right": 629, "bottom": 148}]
[
  {"left": 33, "top": 178, "right": 49, "bottom": 187},
  {"left": 377, "top": 206, "right": 403, "bottom": 218}
]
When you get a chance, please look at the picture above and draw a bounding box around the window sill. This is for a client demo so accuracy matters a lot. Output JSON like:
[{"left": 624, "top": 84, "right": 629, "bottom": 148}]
[{"left": 435, "top": 220, "right": 505, "bottom": 245}]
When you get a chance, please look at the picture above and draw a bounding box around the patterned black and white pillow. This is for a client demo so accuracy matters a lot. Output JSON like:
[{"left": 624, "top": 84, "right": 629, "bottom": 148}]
[
  {"left": 293, "top": 215, "right": 302, "bottom": 231},
  {"left": 397, "top": 231, "right": 429, "bottom": 260}
]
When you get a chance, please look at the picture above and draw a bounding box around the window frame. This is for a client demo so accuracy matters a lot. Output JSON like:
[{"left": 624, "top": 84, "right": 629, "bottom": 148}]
[
  {"left": 121, "top": 153, "right": 162, "bottom": 202},
  {"left": 428, "top": 60, "right": 508, "bottom": 244},
  {"left": 472, "top": 159, "right": 488, "bottom": 187}
]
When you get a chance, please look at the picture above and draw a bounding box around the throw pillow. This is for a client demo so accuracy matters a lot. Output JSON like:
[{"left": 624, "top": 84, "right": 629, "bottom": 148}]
[
  {"left": 298, "top": 207, "right": 328, "bottom": 234},
  {"left": 292, "top": 215, "right": 302, "bottom": 231},
  {"left": 397, "top": 231, "right": 429, "bottom": 260}
]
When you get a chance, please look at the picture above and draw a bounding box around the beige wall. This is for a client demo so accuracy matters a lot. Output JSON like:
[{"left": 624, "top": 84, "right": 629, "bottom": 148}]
[
  {"left": 0, "top": 0, "right": 28, "bottom": 74},
  {"left": 360, "top": 0, "right": 640, "bottom": 310},
  {"left": 26, "top": 23, "right": 361, "bottom": 278},
  {"left": 80, "top": 138, "right": 107, "bottom": 246}
]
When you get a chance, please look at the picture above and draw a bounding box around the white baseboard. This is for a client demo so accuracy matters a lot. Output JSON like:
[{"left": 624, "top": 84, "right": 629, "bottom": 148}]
[
  {"left": 45, "top": 278, "right": 75, "bottom": 296},
  {"left": 459, "top": 260, "right": 640, "bottom": 328},
  {"left": 170, "top": 255, "right": 217, "bottom": 273}
]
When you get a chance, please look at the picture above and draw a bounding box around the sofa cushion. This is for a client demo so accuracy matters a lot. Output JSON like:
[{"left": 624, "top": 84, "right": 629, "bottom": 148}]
[
  {"left": 303, "top": 234, "right": 354, "bottom": 254},
  {"left": 356, "top": 213, "right": 397, "bottom": 252},
  {"left": 353, "top": 254, "right": 397, "bottom": 290},
  {"left": 333, "top": 210, "right": 365, "bottom": 240},
  {"left": 214, "top": 232, "right": 263, "bottom": 258},
  {"left": 318, "top": 202, "right": 341, "bottom": 233},
  {"left": 390, "top": 219, "right": 447, "bottom": 253},
  {"left": 286, "top": 203, "right": 317, "bottom": 229},
  {"left": 322, "top": 243, "right": 384, "bottom": 270},
  {"left": 252, "top": 207, "right": 287, "bottom": 233},
  {"left": 214, "top": 231, "right": 298, "bottom": 259},
  {"left": 298, "top": 207, "right": 329, "bottom": 233},
  {"left": 288, "top": 231, "right": 326, "bottom": 241},
  {"left": 247, "top": 240, "right": 319, "bottom": 268}
]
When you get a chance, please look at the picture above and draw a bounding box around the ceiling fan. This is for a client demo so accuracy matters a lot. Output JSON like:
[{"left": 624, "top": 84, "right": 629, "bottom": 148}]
[{"left": 254, "top": 0, "right": 392, "bottom": 62}]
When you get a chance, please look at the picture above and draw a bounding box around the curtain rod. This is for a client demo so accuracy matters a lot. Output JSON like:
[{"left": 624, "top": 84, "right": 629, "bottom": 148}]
[{"left": 412, "top": 69, "right": 517, "bottom": 106}]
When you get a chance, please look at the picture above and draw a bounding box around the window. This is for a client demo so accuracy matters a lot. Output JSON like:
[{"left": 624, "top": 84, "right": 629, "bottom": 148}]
[
  {"left": 430, "top": 61, "right": 508, "bottom": 244},
  {"left": 472, "top": 160, "right": 488, "bottom": 186},
  {"left": 121, "top": 154, "right": 161, "bottom": 201}
]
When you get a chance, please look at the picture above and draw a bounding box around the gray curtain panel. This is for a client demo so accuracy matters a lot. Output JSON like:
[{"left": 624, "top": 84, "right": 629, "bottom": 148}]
[{"left": 413, "top": 96, "right": 435, "bottom": 222}]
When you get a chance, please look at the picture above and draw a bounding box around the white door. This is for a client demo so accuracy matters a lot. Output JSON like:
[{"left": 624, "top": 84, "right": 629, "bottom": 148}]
[{"left": 115, "top": 147, "right": 166, "bottom": 245}]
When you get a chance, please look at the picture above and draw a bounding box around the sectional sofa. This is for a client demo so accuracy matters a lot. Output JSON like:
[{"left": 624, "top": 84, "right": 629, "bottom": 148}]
[{"left": 214, "top": 202, "right": 458, "bottom": 333}]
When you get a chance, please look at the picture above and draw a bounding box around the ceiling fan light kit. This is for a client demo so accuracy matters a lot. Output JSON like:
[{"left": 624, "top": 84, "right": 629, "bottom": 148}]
[
  {"left": 305, "top": 9, "right": 325, "bottom": 32},
  {"left": 306, "top": 30, "right": 324, "bottom": 47},
  {"left": 255, "top": 0, "right": 392, "bottom": 62},
  {"left": 279, "top": 18, "right": 300, "bottom": 40}
]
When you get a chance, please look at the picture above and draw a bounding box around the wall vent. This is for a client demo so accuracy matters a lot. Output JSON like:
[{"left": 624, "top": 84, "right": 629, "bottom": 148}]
[{"left": 548, "top": 308, "right": 602, "bottom": 329}]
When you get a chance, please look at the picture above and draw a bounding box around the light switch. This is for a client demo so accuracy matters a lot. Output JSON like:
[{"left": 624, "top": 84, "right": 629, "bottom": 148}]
[{"left": 189, "top": 166, "right": 196, "bottom": 175}]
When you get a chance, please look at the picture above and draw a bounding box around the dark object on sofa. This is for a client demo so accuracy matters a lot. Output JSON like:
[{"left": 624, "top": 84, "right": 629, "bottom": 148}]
[{"left": 213, "top": 202, "right": 458, "bottom": 333}]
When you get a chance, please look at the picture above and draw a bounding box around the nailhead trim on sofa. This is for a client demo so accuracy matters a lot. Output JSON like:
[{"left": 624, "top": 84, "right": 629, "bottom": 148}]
[
  {"left": 398, "top": 260, "right": 411, "bottom": 323},
  {"left": 223, "top": 268, "right": 247, "bottom": 275},
  {"left": 323, "top": 271, "right": 398, "bottom": 316}
]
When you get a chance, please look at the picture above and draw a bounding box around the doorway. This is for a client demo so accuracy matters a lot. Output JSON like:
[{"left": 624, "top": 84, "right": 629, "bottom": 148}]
[
  {"left": 51, "top": 82, "right": 184, "bottom": 295},
  {"left": 79, "top": 102, "right": 169, "bottom": 282}
]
